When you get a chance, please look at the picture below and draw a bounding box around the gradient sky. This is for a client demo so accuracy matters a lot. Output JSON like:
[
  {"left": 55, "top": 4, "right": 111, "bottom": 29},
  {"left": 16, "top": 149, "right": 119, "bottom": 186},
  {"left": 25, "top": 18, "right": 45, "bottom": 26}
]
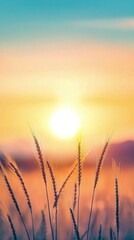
[
  {"left": 0, "top": 0, "right": 134, "bottom": 45},
  {"left": 0, "top": 0, "right": 134, "bottom": 157}
]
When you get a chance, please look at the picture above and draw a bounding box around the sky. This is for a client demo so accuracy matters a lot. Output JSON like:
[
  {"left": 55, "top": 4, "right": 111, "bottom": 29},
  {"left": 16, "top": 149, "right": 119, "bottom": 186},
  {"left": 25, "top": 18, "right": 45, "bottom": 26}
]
[{"left": 0, "top": 0, "right": 134, "bottom": 158}]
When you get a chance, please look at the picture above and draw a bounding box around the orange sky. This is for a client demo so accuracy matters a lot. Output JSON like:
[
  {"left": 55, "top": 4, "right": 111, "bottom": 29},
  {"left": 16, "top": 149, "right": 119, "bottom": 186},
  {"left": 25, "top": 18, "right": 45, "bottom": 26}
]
[{"left": 0, "top": 39, "right": 134, "bottom": 157}]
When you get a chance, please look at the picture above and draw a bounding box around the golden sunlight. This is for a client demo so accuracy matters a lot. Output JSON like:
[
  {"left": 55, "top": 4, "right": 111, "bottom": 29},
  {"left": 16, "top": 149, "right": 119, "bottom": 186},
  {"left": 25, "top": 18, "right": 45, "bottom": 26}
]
[{"left": 49, "top": 107, "right": 80, "bottom": 138}]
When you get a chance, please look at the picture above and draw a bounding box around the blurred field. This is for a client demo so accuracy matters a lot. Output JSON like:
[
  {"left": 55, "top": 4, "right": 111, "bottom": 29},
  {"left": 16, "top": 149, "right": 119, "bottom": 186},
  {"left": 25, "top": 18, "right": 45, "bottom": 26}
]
[{"left": 0, "top": 164, "right": 134, "bottom": 239}]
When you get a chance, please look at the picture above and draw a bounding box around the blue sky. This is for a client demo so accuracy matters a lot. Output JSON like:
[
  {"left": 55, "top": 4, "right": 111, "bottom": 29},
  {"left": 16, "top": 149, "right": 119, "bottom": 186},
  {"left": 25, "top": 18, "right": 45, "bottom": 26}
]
[
  {"left": 1, "top": 0, "right": 134, "bottom": 20},
  {"left": 0, "top": 0, "right": 134, "bottom": 45}
]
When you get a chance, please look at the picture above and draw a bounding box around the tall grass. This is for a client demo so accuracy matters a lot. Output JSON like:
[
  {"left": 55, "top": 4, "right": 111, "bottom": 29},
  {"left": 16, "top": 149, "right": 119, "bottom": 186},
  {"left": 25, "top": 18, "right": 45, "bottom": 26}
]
[
  {"left": 0, "top": 135, "right": 128, "bottom": 240},
  {"left": 77, "top": 140, "right": 82, "bottom": 230},
  {"left": 46, "top": 160, "right": 58, "bottom": 240},
  {"left": 33, "top": 134, "right": 54, "bottom": 240},
  {"left": 70, "top": 208, "right": 81, "bottom": 240},
  {"left": 73, "top": 183, "right": 77, "bottom": 211},
  {"left": 53, "top": 151, "right": 89, "bottom": 209},
  {"left": 3, "top": 174, "right": 30, "bottom": 240},
  {"left": 10, "top": 160, "right": 35, "bottom": 240},
  {"left": 86, "top": 140, "right": 109, "bottom": 240},
  {"left": 53, "top": 162, "right": 77, "bottom": 208},
  {"left": 7, "top": 214, "right": 18, "bottom": 240},
  {"left": 115, "top": 178, "right": 119, "bottom": 240},
  {"left": 41, "top": 210, "right": 47, "bottom": 240}
]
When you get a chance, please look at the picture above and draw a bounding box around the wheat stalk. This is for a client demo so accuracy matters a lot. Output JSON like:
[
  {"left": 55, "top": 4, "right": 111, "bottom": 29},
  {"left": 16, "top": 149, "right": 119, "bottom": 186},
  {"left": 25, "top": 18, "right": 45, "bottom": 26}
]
[
  {"left": 41, "top": 210, "right": 47, "bottom": 240},
  {"left": 73, "top": 183, "right": 77, "bottom": 211},
  {"left": 78, "top": 141, "right": 82, "bottom": 187},
  {"left": 70, "top": 208, "right": 81, "bottom": 240},
  {"left": 4, "top": 174, "right": 30, "bottom": 240},
  {"left": 33, "top": 134, "right": 46, "bottom": 183},
  {"left": 46, "top": 160, "right": 57, "bottom": 204},
  {"left": 33, "top": 134, "right": 54, "bottom": 240},
  {"left": 0, "top": 154, "right": 12, "bottom": 172},
  {"left": 53, "top": 162, "right": 77, "bottom": 208},
  {"left": 10, "top": 161, "right": 35, "bottom": 240},
  {"left": 10, "top": 162, "right": 32, "bottom": 210},
  {"left": 86, "top": 140, "right": 109, "bottom": 240},
  {"left": 7, "top": 214, "right": 18, "bottom": 240},
  {"left": 115, "top": 178, "right": 119, "bottom": 240},
  {"left": 53, "top": 151, "right": 89, "bottom": 208},
  {"left": 77, "top": 140, "right": 82, "bottom": 229},
  {"left": 94, "top": 141, "right": 109, "bottom": 190},
  {"left": 46, "top": 160, "right": 58, "bottom": 240},
  {"left": 53, "top": 149, "right": 89, "bottom": 208}
]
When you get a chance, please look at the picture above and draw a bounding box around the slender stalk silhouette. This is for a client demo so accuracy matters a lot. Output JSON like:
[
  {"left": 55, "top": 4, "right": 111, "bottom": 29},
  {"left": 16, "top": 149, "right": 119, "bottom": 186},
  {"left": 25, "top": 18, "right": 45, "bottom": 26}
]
[
  {"left": 10, "top": 161, "right": 35, "bottom": 240},
  {"left": 73, "top": 183, "right": 77, "bottom": 211},
  {"left": 41, "top": 210, "right": 47, "bottom": 240},
  {"left": 70, "top": 208, "right": 81, "bottom": 240},
  {"left": 115, "top": 178, "right": 119, "bottom": 240},
  {"left": 47, "top": 160, "right": 58, "bottom": 240},
  {"left": 86, "top": 140, "right": 109, "bottom": 240},
  {"left": 98, "top": 224, "right": 102, "bottom": 240},
  {"left": 33, "top": 135, "right": 54, "bottom": 240},
  {"left": 7, "top": 214, "right": 18, "bottom": 240},
  {"left": 4, "top": 175, "right": 30, "bottom": 240},
  {"left": 77, "top": 140, "right": 82, "bottom": 230}
]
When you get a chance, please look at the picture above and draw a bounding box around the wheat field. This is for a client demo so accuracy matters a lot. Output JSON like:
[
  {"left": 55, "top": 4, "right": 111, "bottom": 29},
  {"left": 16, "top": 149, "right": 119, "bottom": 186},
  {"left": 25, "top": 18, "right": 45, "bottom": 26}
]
[{"left": 0, "top": 137, "right": 133, "bottom": 240}]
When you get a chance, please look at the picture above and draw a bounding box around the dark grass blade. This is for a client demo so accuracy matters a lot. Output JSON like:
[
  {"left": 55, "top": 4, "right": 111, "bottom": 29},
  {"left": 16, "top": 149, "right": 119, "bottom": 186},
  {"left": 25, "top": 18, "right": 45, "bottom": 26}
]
[
  {"left": 41, "top": 210, "right": 47, "bottom": 240},
  {"left": 98, "top": 224, "right": 102, "bottom": 240},
  {"left": 53, "top": 163, "right": 77, "bottom": 208},
  {"left": 33, "top": 134, "right": 54, "bottom": 240},
  {"left": 115, "top": 178, "right": 119, "bottom": 240},
  {"left": 73, "top": 183, "right": 77, "bottom": 211},
  {"left": 70, "top": 208, "right": 81, "bottom": 240},
  {"left": 46, "top": 160, "right": 58, "bottom": 240},
  {"left": 77, "top": 141, "right": 82, "bottom": 229},
  {"left": 10, "top": 161, "right": 35, "bottom": 240},
  {"left": 4, "top": 175, "right": 30, "bottom": 240},
  {"left": 7, "top": 215, "right": 18, "bottom": 240},
  {"left": 86, "top": 140, "right": 109, "bottom": 240}
]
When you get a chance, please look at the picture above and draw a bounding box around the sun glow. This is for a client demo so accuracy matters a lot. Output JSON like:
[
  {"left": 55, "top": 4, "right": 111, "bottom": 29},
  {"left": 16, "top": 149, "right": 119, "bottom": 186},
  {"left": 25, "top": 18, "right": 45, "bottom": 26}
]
[{"left": 50, "top": 107, "right": 80, "bottom": 138}]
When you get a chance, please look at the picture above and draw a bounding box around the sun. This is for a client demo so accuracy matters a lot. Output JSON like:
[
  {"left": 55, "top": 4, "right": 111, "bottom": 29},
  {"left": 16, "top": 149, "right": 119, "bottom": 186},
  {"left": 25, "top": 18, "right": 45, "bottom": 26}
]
[{"left": 50, "top": 107, "right": 80, "bottom": 138}]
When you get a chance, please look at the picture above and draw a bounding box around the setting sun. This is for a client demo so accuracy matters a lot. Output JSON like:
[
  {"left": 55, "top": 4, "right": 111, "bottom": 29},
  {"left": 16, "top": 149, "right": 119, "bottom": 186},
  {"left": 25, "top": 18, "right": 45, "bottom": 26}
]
[{"left": 49, "top": 107, "right": 80, "bottom": 138}]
